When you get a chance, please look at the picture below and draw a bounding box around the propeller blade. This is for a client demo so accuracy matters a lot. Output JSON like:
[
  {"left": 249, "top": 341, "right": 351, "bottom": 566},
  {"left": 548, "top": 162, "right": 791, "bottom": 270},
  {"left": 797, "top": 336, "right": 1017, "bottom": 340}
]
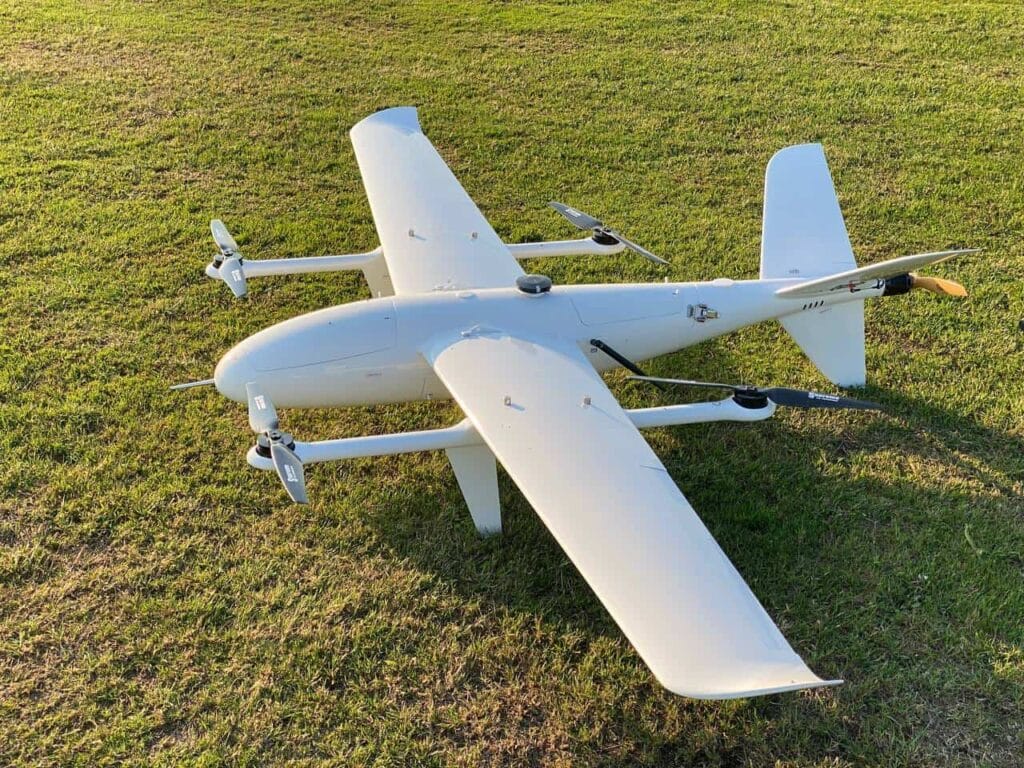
[
  {"left": 548, "top": 201, "right": 604, "bottom": 231},
  {"left": 761, "top": 387, "right": 884, "bottom": 411},
  {"left": 910, "top": 273, "right": 967, "bottom": 297},
  {"left": 629, "top": 376, "right": 884, "bottom": 412},
  {"left": 549, "top": 201, "right": 668, "bottom": 266},
  {"left": 270, "top": 442, "right": 308, "bottom": 504},
  {"left": 245, "top": 382, "right": 279, "bottom": 433},
  {"left": 628, "top": 375, "right": 737, "bottom": 392},
  {"left": 610, "top": 231, "right": 669, "bottom": 265},
  {"left": 210, "top": 219, "right": 239, "bottom": 254},
  {"left": 219, "top": 256, "right": 248, "bottom": 297}
]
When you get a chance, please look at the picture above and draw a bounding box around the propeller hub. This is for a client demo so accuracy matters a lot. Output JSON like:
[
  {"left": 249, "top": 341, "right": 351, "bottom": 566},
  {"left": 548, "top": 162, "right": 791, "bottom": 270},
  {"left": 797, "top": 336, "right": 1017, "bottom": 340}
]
[
  {"left": 883, "top": 271, "right": 967, "bottom": 298},
  {"left": 255, "top": 432, "right": 295, "bottom": 458},
  {"left": 548, "top": 200, "right": 668, "bottom": 265}
]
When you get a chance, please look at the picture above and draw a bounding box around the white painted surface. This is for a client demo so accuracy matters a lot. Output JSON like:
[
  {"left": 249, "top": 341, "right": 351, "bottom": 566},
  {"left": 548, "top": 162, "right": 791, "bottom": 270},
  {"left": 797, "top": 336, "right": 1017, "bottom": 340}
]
[
  {"left": 627, "top": 397, "right": 776, "bottom": 428},
  {"left": 760, "top": 143, "right": 856, "bottom": 280},
  {"left": 781, "top": 300, "right": 867, "bottom": 386},
  {"left": 349, "top": 107, "right": 523, "bottom": 294},
  {"left": 446, "top": 445, "right": 502, "bottom": 535},
  {"left": 507, "top": 238, "right": 625, "bottom": 259},
  {"left": 423, "top": 332, "right": 838, "bottom": 699}
]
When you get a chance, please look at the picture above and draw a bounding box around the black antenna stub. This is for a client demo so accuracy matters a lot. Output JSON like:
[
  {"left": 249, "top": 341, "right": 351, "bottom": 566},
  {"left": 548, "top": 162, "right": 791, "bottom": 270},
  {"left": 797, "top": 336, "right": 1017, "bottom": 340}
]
[{"left": 516, "top": 274, "right": 553, "bottom": 295}]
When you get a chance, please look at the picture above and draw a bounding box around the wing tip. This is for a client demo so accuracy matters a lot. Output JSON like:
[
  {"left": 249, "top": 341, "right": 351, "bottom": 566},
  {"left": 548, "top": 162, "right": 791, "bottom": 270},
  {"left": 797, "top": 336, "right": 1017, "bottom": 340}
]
[
  {"left": 350, "top": 106, "right": 421, "bottom": 139},
  {"left": 766, "top": 141, "right": 826, "bottom": 172},
  {"left": 666, "top": 677, "right": 843, "bottom": 701}
]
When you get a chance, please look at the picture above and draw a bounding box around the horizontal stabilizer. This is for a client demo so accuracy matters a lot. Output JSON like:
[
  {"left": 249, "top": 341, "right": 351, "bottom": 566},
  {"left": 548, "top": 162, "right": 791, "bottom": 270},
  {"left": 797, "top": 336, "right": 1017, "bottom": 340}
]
[{"left": 776, "top": 249, "right": 977, "bottom": 299}]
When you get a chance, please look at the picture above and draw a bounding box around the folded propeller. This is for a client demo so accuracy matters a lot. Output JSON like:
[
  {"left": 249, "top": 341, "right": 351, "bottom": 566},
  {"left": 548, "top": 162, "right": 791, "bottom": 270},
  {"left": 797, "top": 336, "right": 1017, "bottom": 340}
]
[
  {"left": 629, "top": 376, "right": 884, "bottom": 412},
  {"left": 245, "top": 383, "right": 308, "bottom": 504},
  {"left": 210, "top": 219, "right": 248, "bottom": 298},
  {"left": 887, "top": 272, "right": 967, "bottom": 297},
  {"left": 549, "top": 201, "right": 669, "bottom": 266}
]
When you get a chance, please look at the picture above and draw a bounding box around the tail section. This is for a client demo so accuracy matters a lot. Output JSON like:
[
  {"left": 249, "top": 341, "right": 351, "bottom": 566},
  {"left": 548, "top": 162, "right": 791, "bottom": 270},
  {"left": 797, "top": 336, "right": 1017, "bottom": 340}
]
[
  {"left": 774, "top": 248, "right": 976, "bottom": 299},
  {"left": 761, "top": 144, "right": 976, "bottom": 387},
  {"left": 762, "top": 144, "right": 865, "bottom": 386},
  {"left": 760, "top": 144, "right": 856, "bottom": 280},
  {"left": 779, "top": 303, "right": 866, "bottom": 387}
]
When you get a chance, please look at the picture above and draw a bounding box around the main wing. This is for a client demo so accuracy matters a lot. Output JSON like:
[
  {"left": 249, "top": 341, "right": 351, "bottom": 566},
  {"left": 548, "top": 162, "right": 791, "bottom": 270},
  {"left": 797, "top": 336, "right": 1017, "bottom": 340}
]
[
  {"left": 423, "top": 331, "right": 839, "bottom": 699},
  {"left": 349, "top": 107, "right": 524, "bottom": 295}
]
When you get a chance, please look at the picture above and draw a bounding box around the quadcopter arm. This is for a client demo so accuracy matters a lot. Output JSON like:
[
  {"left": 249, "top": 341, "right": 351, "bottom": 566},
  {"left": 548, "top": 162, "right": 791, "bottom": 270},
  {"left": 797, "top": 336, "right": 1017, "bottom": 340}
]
[
  {"left": 206, "top": 243, "right": 395, "bottom": 297},
  {"left": 207, "top": 238, "right": 626, "bottom": 299},
  {"left": 206, "top": 247, "right": 381, "bottom": 281},
  {"left": 222, "top": 237, "right": 625, "bottom": 276},
  {"left": 245, "top": 398, "right": 774, "bottom": 471},
  {"left": 627, "top": 397, "right": 776, "bottom": 428},
  {"left": 246, "top": 418, "right": 480, "bottom": 468},
  {"left": 209, "top": 248, "right": 382, "bottom": 279}
]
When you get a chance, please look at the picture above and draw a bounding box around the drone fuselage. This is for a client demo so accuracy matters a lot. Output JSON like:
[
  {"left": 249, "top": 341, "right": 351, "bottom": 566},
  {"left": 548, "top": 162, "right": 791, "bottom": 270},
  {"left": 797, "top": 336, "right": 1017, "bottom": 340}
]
[{"left": 214, "top": 278, "right": 880, "bottom": 408}]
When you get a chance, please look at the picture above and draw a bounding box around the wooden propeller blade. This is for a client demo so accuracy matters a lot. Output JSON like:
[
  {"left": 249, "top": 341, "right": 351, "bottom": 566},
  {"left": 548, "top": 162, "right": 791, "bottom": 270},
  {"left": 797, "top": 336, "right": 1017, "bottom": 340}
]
[{"left": 910, "top": 273, "right": 967, "bottom": 297}]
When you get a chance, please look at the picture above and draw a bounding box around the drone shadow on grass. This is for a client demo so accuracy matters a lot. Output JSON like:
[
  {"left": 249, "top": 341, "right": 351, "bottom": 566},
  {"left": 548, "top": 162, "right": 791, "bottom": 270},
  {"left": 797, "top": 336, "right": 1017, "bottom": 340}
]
[
  {"left": 341, "top": 369, "right": 1021, "bottom": 764},
  {"left": 362, "top": 375, "right": 1021, "bottom": 617}
]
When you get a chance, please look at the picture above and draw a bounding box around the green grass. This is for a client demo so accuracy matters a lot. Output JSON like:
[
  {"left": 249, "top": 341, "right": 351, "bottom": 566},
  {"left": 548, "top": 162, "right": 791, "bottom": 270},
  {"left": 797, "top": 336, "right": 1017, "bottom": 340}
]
[{"left": 1, "top": 0, "right": 1022, "bottom": 765}]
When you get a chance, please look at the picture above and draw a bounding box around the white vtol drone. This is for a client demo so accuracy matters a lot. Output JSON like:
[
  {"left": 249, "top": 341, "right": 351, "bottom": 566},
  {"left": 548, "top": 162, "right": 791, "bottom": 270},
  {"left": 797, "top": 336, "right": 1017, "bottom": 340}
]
[{"left": 177, "top": 107, "right": 974, "bottom": 700}]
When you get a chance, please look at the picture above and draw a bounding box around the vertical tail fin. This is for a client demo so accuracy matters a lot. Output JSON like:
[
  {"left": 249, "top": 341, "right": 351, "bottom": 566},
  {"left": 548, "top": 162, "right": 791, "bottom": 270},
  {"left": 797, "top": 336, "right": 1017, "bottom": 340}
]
[
  {"left": 762, "top": 144, "right": 866, "bottom": 386},
  {"left": 779, "top": 304, "right": 866, "bottom": 387}
]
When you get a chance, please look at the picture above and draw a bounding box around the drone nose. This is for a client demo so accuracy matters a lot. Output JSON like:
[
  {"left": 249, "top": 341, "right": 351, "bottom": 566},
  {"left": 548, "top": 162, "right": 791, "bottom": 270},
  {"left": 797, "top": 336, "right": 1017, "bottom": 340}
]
[{"left": 214, "top": 347, "right": 256, "bottom": 403}]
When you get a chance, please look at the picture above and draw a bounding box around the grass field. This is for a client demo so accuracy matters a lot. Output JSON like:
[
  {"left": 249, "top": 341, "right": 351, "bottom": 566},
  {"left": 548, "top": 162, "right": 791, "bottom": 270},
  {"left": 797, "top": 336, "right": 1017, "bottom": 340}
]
[{"left": 2, "top": 0, "right": 1023, "bottom": 765}]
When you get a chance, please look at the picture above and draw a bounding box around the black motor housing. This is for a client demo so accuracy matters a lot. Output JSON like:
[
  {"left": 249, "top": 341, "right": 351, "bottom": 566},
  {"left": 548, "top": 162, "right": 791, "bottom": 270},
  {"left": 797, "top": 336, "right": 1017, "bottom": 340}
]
[{"left": 882, "top": 273, "right": 913, "bottom": 296}]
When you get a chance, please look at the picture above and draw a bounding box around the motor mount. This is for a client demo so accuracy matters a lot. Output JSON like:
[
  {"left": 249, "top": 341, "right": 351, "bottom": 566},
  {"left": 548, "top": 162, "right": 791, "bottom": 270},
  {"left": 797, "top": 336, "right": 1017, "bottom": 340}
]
[
  {"left": 882, "top": 273, "right": 913, "bottom": 296},
  {"left": 255, "top": 431, "right": 297, "bottom": 459},
  {"left": 732, "top": 389, "right": 770, "bottom": 409}
]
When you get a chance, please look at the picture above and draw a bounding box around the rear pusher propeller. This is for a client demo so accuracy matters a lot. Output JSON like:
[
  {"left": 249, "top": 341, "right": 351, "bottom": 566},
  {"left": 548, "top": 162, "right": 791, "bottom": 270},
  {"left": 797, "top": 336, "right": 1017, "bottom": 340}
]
[
  {"left": 548, "top": 201, "right": 669, "bottom": 266},
  {"left": 245, "top": 382, "right": 308, "bottom": 504},
  {"left": 628, "top": 376, "right": 884, "bottom": 412},
  {"left": 882, "top": 272, "right": 967, "bottom": 298},
  {"left": 209, "top": 219, "right": 248, "bottom": 298}
]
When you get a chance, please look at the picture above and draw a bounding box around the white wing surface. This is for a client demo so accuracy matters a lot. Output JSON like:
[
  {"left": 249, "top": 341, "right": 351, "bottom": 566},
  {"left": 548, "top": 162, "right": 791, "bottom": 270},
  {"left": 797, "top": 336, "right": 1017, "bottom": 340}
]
[
  {"left": 423, "top": 332, "right": 839, "bottom": 699},
  {"left": 349, "top": 107, "right": 523, "bottom": 295}
]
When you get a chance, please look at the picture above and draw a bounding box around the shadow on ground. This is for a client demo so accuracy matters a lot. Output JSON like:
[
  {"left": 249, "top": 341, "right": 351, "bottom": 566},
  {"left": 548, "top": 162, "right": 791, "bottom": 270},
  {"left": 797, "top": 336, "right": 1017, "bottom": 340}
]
[{"left": 337, "top": 352, "right": 1022, "bottom": 765}]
